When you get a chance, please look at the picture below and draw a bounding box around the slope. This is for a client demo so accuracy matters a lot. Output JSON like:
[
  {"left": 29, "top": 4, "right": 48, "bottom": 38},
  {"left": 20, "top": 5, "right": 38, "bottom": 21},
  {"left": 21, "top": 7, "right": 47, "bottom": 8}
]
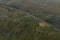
[{"left": 0, "top": 5, "right": 60, "bottom": 40}]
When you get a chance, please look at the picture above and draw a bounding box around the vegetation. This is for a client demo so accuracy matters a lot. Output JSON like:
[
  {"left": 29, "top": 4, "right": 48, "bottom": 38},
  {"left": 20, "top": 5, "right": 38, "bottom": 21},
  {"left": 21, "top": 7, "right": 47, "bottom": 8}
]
[{"left": 0, "top": 6, "right": 60, "bottom": 40}]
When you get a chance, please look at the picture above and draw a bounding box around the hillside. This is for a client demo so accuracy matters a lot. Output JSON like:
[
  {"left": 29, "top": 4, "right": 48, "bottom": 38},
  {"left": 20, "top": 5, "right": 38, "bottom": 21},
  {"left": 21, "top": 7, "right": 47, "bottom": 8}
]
[
  {"left": 6, "top": 2, "right": 60, "bottom": 28},
  {"left": 0, "top": 4, "right": 60, "bottom": 40},
  {"left": 0, "top": 0, "right": 60, "bottom": 40}
]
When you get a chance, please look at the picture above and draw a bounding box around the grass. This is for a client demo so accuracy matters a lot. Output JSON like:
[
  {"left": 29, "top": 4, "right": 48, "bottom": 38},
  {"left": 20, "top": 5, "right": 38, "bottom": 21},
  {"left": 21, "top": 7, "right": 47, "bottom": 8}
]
[{"left": 0, "top": 6, "right": 60, "bottom": 40}]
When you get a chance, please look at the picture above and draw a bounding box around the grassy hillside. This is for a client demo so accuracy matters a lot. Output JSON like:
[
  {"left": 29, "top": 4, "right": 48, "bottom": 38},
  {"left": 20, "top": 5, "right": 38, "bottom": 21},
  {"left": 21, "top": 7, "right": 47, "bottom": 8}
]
[
  {"left": 0, "top": 6, "right": 60, "bottom": 40},
  {"left": 8, "top": 5, "right": 60, "bottom": 28},
  {"left": 4, "top": 0, "right": 60, "bottom": 28},
  {"left": 0, "top": 0, "right": 60, "bottom": 40}
]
